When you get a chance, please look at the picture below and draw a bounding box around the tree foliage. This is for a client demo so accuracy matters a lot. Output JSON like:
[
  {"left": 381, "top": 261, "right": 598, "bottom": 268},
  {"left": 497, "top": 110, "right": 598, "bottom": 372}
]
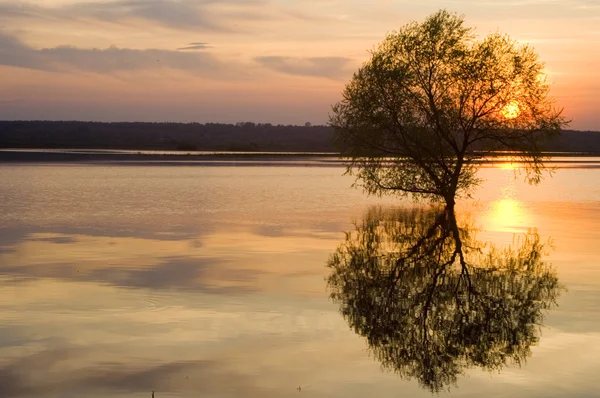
[
  {"left": 330, "top": 10, "right": 568, "bottom": 204},
  {"left": 327, "top": 206, "right": 561, "bottom": 392}
]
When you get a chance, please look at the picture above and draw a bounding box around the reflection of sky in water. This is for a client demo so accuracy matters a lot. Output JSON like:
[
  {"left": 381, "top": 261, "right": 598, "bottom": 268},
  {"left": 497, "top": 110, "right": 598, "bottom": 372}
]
[{"left": 1, "top": 164, "right": 600, "bottom": 397}]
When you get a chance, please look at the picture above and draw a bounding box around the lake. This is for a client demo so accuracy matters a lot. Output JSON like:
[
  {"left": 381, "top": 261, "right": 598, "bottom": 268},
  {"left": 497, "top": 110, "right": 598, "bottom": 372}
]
[{"left": 1, "top": 159, "right": 599, "bottom": 398}]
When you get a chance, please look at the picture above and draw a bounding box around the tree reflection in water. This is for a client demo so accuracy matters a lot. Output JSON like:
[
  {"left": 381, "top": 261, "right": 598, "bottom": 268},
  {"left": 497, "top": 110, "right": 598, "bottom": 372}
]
[{"left": 327, "top": 206, "right": 561, "bottom": 392}]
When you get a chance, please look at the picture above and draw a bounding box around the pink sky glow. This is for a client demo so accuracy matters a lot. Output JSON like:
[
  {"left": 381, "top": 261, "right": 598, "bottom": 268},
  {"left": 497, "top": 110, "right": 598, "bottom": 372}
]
[{"left": 0, "top": 0, "right": 598, "bottom": 130}]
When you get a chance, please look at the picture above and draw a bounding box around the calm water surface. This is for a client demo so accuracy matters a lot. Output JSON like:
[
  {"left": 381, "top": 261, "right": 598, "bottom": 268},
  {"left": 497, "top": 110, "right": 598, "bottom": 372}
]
[{"left": 0, "top": 160, "right": 599, "bottom": 397}]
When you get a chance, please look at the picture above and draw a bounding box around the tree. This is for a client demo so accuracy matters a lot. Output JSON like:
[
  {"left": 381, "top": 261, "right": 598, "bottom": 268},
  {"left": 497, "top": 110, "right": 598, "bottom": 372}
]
[
  {"left": 327, "top": 206, "right": 561, "bottom": 392},
  {"left": 330, "top": 10, "right": 568, "bottom": 205}
]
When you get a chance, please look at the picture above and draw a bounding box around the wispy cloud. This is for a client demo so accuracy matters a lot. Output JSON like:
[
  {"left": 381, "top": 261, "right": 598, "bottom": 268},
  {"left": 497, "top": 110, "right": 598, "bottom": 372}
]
[
  {"left": 177, "top": 42, "right": 211, "bottom": 50},
  {"left": 255, "top": 56, "right": 353, "bottom": 80},
  {"left": 0, "top": 33, "right": 228, "bottom": 76},
  {"left": 0, "top": 2, "right": 43, "bottom": 19},
  {"left": 64, "top": 0, "right": 226, "bottom": 31},
  {"left": 0, "top": 0, "right": 272, "bottom": 32},
  {"left": 0, "top": 33, "right": 356, "bottom": 80}
]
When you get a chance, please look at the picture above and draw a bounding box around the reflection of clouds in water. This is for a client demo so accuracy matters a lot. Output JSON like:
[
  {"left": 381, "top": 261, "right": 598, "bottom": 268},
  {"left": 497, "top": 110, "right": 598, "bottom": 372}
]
[
  {"left": 0, "top": 277, "right": 346, "bottom": 348},
  {"left": 469, "top": 331, "right": 600, "bottom": 390},
  {"left": 0, "top": 227, "right": 206, "bottom": 255},
  {"left": 0, "top": 347, "right": 284, "bottom": 398},
  {"left": 0, "top": 278, "right": 371, "bottom": 398},
  {"left": 0, "top": 231, "right": 261, "bottom": 293},
  {"left": 0, "top": 337, "right": 393, "bottom": 398},
  {"left": 0, "top": 227, "right": 338, "bottom": 295},
  {"left": 92, "top": 256, "right": 264, "bottom": 293},
  {"left": 1, "top": 249, "right": 261, "bottom": 295}
]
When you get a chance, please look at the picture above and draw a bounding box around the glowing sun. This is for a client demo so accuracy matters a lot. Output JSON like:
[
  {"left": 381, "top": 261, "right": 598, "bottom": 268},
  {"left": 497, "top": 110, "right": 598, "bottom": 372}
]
[{"left": 501, "top": 101, "right": 521, "bottom": 119}]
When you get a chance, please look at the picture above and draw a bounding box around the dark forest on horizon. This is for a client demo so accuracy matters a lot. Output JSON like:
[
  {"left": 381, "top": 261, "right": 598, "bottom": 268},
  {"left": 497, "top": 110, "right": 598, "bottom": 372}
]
[{"left": 2, "top": 120, "right": 600, "bottom": 154}]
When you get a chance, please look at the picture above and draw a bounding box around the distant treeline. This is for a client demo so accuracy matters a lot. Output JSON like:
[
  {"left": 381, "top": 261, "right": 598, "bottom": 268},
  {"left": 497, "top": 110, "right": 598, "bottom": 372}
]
[
  {"left": 1, "top": 120, "right": 600, "bottom": 153},
  {"left": 0, "top": 121, "right": 334, "bottom": 152}
]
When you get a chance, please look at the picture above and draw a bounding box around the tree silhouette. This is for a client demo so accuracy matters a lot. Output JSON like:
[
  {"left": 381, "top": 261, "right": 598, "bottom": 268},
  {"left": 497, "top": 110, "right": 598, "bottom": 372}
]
[
  {"left": 330, "top": 10, "right": 568, "bottom": 205},
  {"left": 327, "top": 206, "right": 561, "bottom": 392}
]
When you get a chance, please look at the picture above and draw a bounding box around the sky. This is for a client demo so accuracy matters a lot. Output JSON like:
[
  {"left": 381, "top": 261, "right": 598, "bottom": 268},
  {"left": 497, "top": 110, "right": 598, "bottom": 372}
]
[{"left": 0, "top": 0, "right": 598, "bottom": 130}]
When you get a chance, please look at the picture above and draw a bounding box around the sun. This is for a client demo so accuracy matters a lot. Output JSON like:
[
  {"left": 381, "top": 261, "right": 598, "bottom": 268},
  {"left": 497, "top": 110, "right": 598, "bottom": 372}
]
[{"left": 501, "top": 101, "right": 521, "bottom": 119}]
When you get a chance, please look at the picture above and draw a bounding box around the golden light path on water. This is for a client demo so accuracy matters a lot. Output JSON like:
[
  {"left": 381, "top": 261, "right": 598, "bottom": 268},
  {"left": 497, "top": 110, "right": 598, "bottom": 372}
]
[
  {"left": 497, "top": 161, "right": 518, "bottom": 171},
  {"left": 484, "top": 198, "right": 532, "bottom": 233},
  {"left": 478, "top": 160, "right": 533, "bottom": 234}
]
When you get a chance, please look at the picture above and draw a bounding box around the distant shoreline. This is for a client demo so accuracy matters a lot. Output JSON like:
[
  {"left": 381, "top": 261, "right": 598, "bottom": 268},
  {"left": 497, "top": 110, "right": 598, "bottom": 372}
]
[
  {"left": 1, "top": 149, "right": 600, "bottom": 166},
  {"left": 0, "top": 149, "right": 343, "bottom": 166}
]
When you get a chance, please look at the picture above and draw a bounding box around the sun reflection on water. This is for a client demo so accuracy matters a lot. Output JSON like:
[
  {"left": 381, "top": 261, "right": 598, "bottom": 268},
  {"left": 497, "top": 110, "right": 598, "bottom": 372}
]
[
  {"left": 480, "top": 170, "right": 533, "bottom": 233},
  {"left": 492, "top": 156, "right": 521, "bottom": 171},
  {"left": 497, "top": 162, "right": 518, "bottom": 171},
  {"left": 482, "top": 197, "right": 534, "bottom": 233}
]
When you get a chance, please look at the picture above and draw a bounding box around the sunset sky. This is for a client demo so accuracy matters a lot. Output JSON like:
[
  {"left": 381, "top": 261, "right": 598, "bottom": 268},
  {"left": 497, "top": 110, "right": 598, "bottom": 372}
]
[{"left": 0, "top": 0, "right": 598, "bottom": 129}]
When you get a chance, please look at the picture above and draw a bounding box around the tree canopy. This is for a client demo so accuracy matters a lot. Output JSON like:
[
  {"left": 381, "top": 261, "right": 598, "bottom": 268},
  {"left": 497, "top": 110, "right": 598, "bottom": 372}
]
[
  {"left": 327, "top": 206, "right": 561, "bottom": 392},
  {"left": 330, "top": 10, "right": 568, "bottom": 205}
]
